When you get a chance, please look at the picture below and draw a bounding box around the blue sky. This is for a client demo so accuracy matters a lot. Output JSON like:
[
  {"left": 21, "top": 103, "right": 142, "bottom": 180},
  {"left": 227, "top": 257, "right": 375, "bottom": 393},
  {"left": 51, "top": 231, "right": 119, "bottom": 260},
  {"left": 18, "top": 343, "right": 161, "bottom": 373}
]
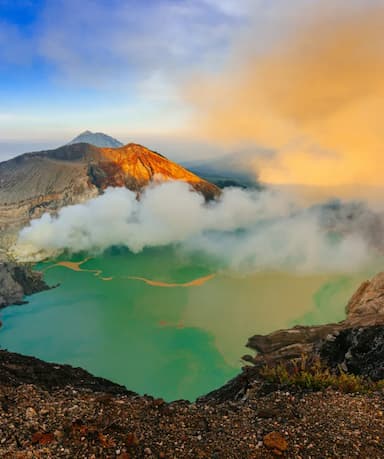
[{"left": 0, "top": 0, "right": 254, "bottom": 156}]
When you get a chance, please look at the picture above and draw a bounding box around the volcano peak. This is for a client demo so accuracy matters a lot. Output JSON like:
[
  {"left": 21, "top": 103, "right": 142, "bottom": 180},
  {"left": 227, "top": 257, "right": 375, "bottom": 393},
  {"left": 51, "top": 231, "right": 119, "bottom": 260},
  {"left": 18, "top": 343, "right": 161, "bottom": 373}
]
[{"left": 68, "top": 130, "right": 124, "bottom": 148}]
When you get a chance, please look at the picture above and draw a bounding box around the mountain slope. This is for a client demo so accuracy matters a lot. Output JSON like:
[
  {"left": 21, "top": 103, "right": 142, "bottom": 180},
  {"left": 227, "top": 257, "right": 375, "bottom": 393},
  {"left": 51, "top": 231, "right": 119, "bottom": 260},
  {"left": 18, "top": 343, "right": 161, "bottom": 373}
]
[
  {"left": 0, "top": 143, "right": 220, "bottom": 249},
  {"left": 68, "top": 130, "right": 123, "bottom": 148}
]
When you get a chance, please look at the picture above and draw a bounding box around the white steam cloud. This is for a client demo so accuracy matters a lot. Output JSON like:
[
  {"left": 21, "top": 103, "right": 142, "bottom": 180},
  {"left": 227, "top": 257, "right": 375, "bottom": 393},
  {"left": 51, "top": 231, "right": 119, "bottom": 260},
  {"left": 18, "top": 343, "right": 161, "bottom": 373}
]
[{"left": 13, "top": 182, "right": 377, "bottom": 273}]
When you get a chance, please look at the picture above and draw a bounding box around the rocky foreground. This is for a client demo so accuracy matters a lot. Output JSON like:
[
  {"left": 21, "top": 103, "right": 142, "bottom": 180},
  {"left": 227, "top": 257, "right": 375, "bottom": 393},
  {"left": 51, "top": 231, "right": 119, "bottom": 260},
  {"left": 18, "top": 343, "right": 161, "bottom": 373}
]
[
  {"left": 1, "top": 355, "right": 384, "bottom": 459},
  {"left": 1, "top": 273, "right": 384, "bottom": 457}
]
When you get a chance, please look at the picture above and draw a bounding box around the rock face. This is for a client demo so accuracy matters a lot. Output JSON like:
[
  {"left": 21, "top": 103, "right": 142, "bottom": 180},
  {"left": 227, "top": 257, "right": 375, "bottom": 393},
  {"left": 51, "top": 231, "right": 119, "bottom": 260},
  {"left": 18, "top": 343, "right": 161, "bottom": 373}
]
[
  {"left": 0, "top": 142, "right": 220, "bottom": 248},
  {"left": 0, "top": 262, "right": 49, "bottom": 308},
  {"left": 244, "top": 323, "right": 342, "bottom": 363},
  {"left": 243, "top": 271, "right": 384, "bottom": 366},
  {"left": 346, "top": 272, "right": 384, "bottom": 319},
  {"left": 320, "top": 326, "right": 384, "bottom": 381}
]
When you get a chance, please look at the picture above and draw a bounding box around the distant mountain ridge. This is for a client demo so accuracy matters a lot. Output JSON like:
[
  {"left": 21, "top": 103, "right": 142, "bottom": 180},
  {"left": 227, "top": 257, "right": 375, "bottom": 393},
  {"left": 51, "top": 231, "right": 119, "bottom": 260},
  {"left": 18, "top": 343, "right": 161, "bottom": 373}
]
[
  {"left": 181, "top": 151, "right": 264, "bottom": 189},
  {"left": 68, "top": 130, "right": 123, "bottom": 148}
]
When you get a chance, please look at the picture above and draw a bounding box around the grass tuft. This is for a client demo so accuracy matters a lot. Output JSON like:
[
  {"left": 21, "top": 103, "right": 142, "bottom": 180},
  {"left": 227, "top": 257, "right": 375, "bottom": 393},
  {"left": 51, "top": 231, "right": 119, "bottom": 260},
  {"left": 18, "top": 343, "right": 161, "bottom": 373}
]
[{"left": 260, "top": 355, "right": 384, "bottom": 393}]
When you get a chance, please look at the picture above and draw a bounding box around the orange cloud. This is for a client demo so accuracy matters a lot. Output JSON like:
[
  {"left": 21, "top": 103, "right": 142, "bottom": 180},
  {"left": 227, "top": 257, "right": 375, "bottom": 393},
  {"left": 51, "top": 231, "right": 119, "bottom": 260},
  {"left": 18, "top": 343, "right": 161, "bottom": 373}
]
[{"left": 185, "top": 3, "right": 384, "bottom": 187}]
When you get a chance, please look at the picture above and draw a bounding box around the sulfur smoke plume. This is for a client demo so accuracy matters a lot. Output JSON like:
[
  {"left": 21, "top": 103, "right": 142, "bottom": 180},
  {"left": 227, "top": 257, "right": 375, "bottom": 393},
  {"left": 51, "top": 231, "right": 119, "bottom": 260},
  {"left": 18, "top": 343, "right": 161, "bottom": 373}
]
[
  {"left": 185, "top": 2, "right": 384, "bottom": 186},
  {"left": 13, "top": 181, "right": 378, "bottom": 273}
]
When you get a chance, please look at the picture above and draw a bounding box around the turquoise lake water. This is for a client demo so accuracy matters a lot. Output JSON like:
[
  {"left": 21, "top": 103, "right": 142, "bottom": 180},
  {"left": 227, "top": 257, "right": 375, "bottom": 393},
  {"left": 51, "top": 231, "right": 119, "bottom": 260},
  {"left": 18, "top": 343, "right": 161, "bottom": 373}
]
[{"left": 0, "top": 247, "right": 378, "bottom": 401}]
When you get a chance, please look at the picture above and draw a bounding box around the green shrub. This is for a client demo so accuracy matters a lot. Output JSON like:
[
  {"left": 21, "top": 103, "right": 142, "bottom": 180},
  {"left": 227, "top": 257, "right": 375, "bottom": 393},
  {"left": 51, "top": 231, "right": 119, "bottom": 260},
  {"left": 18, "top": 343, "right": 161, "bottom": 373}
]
[{"left": 260, "top": 355, "right": 384, "bottom": 393}]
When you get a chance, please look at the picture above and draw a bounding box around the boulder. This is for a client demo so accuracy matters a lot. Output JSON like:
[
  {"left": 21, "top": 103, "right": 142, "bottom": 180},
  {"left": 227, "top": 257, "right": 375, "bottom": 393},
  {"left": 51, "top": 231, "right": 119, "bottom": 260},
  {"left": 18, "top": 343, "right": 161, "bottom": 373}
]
[{"left": 321, "top": 326, "right": 384, "bottom": 380}]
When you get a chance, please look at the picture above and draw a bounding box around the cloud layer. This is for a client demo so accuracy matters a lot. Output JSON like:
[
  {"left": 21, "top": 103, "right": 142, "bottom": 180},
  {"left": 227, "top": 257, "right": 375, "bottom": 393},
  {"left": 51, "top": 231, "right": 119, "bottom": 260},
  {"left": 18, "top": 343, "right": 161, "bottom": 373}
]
[{"left": 14, "top": 182, "right": 377, "bottom": 273}]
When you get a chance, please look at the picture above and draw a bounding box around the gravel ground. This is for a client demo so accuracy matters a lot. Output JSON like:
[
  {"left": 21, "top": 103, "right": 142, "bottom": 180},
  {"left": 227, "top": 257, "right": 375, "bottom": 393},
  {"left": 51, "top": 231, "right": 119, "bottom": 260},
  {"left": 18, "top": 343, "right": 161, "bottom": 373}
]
[{"left": 1, "top": 382, "right": 384, "bottom": 458}]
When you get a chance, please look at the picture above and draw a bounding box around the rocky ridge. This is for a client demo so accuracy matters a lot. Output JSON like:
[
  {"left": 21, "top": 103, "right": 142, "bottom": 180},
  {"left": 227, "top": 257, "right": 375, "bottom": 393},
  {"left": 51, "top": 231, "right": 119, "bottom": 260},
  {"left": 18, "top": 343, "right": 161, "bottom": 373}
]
[{"left": 0, "top": 143, "right": 220, "bottom": 249}]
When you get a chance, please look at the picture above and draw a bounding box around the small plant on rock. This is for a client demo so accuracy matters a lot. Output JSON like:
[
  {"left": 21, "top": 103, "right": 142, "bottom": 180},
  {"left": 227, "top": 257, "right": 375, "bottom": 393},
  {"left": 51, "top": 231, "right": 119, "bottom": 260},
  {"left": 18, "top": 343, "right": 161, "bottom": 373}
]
[{"left": 260, "top": 355, "right": 384, "bottom": 393}]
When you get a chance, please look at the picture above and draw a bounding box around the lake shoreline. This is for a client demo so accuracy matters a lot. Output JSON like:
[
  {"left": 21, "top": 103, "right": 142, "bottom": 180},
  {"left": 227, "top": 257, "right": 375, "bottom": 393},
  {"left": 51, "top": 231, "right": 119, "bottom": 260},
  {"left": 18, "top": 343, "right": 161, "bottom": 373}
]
[{"left": 0, "top": 262, "right": 50, "bottom": 312}]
